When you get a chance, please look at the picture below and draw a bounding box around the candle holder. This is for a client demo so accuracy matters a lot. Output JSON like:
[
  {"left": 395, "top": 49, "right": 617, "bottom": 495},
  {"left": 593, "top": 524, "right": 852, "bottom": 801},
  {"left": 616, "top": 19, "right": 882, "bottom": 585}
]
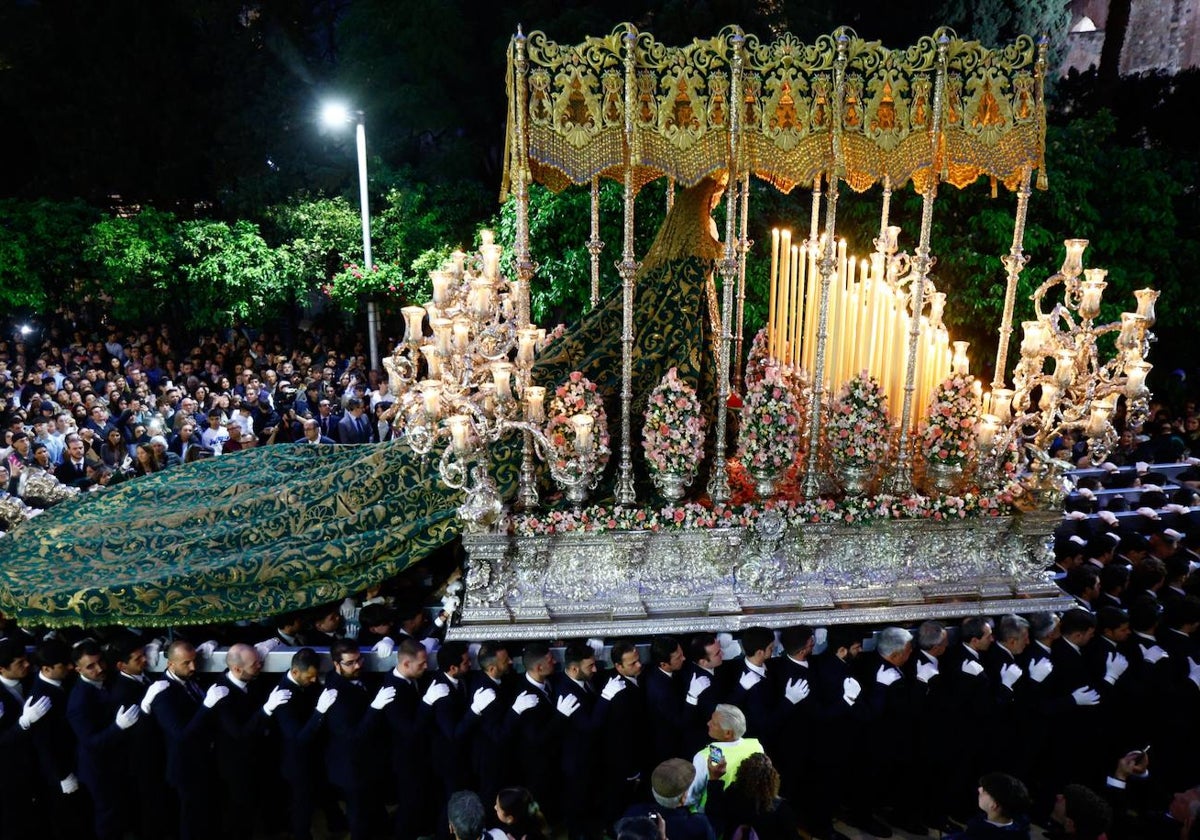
[{"left": 1003, "top": 239, "right": 1155, "bottom": 508}]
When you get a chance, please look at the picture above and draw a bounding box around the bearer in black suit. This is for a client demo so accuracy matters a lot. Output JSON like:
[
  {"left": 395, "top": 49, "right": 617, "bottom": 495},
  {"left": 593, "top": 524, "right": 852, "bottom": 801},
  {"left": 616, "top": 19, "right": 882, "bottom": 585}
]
[
  {"left": 427, "top": 641, "right": 474, "bottom": 839},
  {"left": 383, "top": 637, "right": 442, "bottom": 840},
  {"left": 0, "top": 639, "right": 51, "bottom": 840},
  {"left": 106, "top": 635, "right": 169, "bottom": 840},
  {"left": 273, "top": 648, "right": 340, "bottom": 840},
  {"left": 508, "top": 641, "right": 566, "bottom": 823},
  {"left": 645, "top": 635, "right": 690, "bottom": 767},
  {"left": 28, "top": 639, "right": 85, "bottom": 840},
  {"left": 460, "top": 641, "right": 516, "bottom": 809},
  {"left": 680, "top": 633, "right": 727, "bottom": 758},
  {"left": 66, "top": 639, "right": 141, "bottom": 840}
]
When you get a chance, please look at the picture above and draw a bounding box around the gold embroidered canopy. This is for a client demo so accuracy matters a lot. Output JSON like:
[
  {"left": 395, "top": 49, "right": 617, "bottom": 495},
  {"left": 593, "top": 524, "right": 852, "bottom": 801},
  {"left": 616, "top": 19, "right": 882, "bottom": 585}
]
[{"left": 501, "top": 25, "right": 1048, "bottom": 197}]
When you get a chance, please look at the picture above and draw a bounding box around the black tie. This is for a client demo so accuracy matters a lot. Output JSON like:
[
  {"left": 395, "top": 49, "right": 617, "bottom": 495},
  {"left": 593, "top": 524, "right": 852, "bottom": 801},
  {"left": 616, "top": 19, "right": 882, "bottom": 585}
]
[{"left": 186, "top": 679, "right": 204, "bottom": 703}]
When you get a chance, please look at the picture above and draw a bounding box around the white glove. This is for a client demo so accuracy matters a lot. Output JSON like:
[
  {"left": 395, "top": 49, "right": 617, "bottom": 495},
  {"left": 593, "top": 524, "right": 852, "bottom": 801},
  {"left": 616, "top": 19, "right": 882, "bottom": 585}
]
[
  {"left": 717, "top": 633, "right": 742, "bottom": 661},
  {"left": 371, "top": 637, "right": 396, "bottom": 658},
  {"left": 1000, "top": 663, "right": 1023, "bottom": 690},
  {"left": 316, "top": 688, "right": 338, "bottom": 714},
  {"left": 784, "top": 677, "right": 811, "bottom": 704},
  {"left": 686, "top": 673, "right": 711, "bottom": 705},
  {"left": 961, "top": 658, "right": 985, "bottom": 677},
  {"left": 916, "top": 660, "right": 938, "bottom": 684},
  {"left": 18, "top": 696, "right": 52, "bottom": 730},
  {"left": 144, "top": 640, "right": 163, "bottom": 667},
  {"left": 470, "top": 687, "right": 497, "bottom": 715},
  {"left": 738, "top": 670, "right": 762, "bottom": 691},
  {"left": 556, "top": 694, "right": 581, "bottom": 718},
  {"left": 1028, "top": 658, "right": 1054, "bottom": 683},
  {"left": 842, "top": 677, "right": 861, "bottom": 706},
  {"left": 876, "top": 665, "right": 902, "bottom": 687},
  {"left": 60, "top": 773, "right": 79, "bottom": 795},
  {"left": 203, "top": 684, "right": 230, "bottom": 709},
  {"left": 601, "top": 677, "right": 626, "bottom": 701},
  {"left": 140, "top": 680, "right": 170, "bottom": 714},
  {"left": 512, "top": 691, "right": 539, "bottom": 715},
  {"left": 263, "top": 686, "right": 292, "bottom": 715},
  {"left": 1104, "top": 651, "right": 1129, "bottom": 685},
  {"left": 1098, "top": 510, "right": 1119, "bottom": 527},
  {"left": 115, "top": 704, "right": 140, "bottom": 730},
  {"left": 370, "top": 686, "right": 396, "bottom": 710},
  {"left": 254, "top": 638, "right": 281, "bottom": 659},
  {"left": 1188, "top": 657, "right": 1200, "bottom": 690},
  {"left": 1071, "top": 686, "right": 1101, "bottom": 706},
  {"left": 1142, "top": 645, "right": 1169, "bottom": 664},
  {"left": 195, "top": 640, "right": 218, "bottom": 658},
  {"left": 422, "top": 682, "right": 451, "bottom": 706},
  {"left": 586, "top": 638, "right": 606, "bottom": 660}
]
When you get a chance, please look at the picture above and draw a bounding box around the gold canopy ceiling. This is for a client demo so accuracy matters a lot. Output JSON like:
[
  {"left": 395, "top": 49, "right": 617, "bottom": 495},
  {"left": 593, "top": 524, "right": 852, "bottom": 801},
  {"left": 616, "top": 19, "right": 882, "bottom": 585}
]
[{"left": 501, "top": 25, "right": 1047, "bottom": 198}]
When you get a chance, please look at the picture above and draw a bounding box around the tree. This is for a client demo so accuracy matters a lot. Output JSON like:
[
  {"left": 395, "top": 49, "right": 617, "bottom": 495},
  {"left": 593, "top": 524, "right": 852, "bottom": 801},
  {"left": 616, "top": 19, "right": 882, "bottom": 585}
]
[{"left": 82, "top": 208, "right": 181, "bottom": 325}]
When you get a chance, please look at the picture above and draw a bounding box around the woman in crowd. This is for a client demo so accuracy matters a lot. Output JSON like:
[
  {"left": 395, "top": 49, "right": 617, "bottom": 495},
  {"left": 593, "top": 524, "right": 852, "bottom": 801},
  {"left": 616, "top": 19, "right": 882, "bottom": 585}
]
[
  {"left": 710, "top": 753, "right": 802, "bottom": 840},
  {"left": 490, "top": 787, "right": 550, "bottom": 840},
  {"left": 132, "top": 442, "right": 159, "bottom": 477},
  {"left": 100, "top": 427, "right": 127, "bottom": 468}
]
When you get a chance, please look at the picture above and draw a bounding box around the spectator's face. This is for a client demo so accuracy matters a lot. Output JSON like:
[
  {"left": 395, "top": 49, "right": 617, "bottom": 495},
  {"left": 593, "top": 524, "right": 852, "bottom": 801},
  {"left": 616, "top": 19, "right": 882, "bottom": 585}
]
[
  {"left": 227, "top": 425, "right": 241, "bottom": 440},
  {"left": 304, "top": 422, "right": 319, "bottom": 440},
  {"left": 12, "top": 438, "right": 29, "bottom": 455},
  {"left": 33, "top": 448, "right": 49, "bottom": 466},
  {"left": 180, "top": 425, "right": 194, "bottom": 440},
  {"left": 209, "top": 415, "right": 220, "bottom": 427}
]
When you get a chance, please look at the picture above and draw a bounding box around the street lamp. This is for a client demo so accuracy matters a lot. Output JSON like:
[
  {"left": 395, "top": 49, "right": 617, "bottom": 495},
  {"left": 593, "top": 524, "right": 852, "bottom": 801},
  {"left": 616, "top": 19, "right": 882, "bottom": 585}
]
[{"left": 321, "top": 101, "right": 381, "bottom": 374}]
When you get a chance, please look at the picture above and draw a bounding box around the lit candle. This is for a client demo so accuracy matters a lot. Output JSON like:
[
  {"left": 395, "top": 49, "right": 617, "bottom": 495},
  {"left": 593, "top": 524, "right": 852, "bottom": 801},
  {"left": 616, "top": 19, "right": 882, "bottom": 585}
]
[
  {"left": 1079, "top": 268, "right": 1106, "bottom": 320},
  {"left": 420, "top": 380, "right": 442, "bottom": 419},
  {"left": 432, "top": 271, "right": 453, "bottom": 307},
  {"left": 1135, "top": 288, "right": 1158, "bottom": 326},
  {"left": 524, "top": 386, "right": 546, "bottom": 423},
  {"left": 450, "top": 249, "right": 467, "bottom": 277},
  {"left": 570, "top": 414, "right": 595, "bottom": 455},
  {"left": 1060, "top": 238, "right": 1088, "bottom": 279},
  {"left": 1039, "top": 382, "right": 1060, "bottom": 413},
  {"left": 1086, "top": 395, "right": 1118, "bottom": 437},
  {"left": 491, "top": 362, "right": 514, "bottom": 402},
  {"left": 452, "top": 318, "right": 472, "bottom": 354},
  {"left": 481, "top": 244, "right": 502, "bottom": 283},
  {"left": 1125, "top": 361, "right": 1151, "bottom": 398},
  {"left": 976, "top": 414, "right": 1000, "bottom": 449},
  {"left": 432, "top": 318, "right": 453, "bottom": 355},
  {"left": 446, "top": 415, "right": 472, "bottom": 455},
  {"left": 971, "top": 378, "right": 982, "bottom": 406},
  {"left": 779, "top": 229, "right": 792, "bottom": 361},
  {"left": 991, "top": 388, "right": 1014, "bottom": 424},
  {"left": 420, "top": 345, "right": 441, "bottom": 379},
  {"left": 769, "top": 228, "right": 780, "bottom": 359},
  {"left": 1054, "top": 349, "right": 1076, "bottom": 388},
  {"left": 951, "top": 341, "right": 970, "bottom": 376},
  {"left": 517, "top": 328, "right": 539, "bottom": 367},
  {"left": 470, "top": 279, "right": 494, "bottom": 319},
  {"left": 928, "top": 292, "right": 946, "bottom": 330},
  {"left": 402, "top": 306, "right": 426, "bottom": 344},
  {"left": 480, "top": 229, "right": 494, "bottom": 246},
  {"left": 1020, "top": 320, "right": 1048, "bottom": 357},
  {"left": 884, "top": 225, "right": 901, "bottom": 255}
]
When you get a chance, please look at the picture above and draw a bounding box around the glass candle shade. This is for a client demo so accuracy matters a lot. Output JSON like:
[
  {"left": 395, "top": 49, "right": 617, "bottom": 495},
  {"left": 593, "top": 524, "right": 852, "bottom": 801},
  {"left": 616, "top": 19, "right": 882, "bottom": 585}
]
[
  {"left": 1135, "top": 288, "right": 1158, "bottom": 327},
  {"left": 1079, "top": 269, "right": 1107, "bottom": 320},
  {"left": 1125, "top": 361, "right": 1151, "bottom": 398},
  {"left": 491, "top": 362, "right": 514, "bottom": 402},
  {"left": 432, "top": 272, "right": 453, "bottom": 307},
  {"left": 517, "top": 328, "right": 539, "bottom": 368},
  {"left": 420, "top": 380, "right": 442, "bottom": 419},
  {"left": 991, "top": 388, "right": 1014, "bottom": 424},
  {"left": 951, "top": 341, "right": 970, "bottom": 376},
  {"left": 1039, "top": 382, "right": 1060, "bottom": 413},
  {"left": 1054, "top": 349, "right": 1077, "bottom": 389},
  {"left": 524, "top": 386, "right": 546, "bottom": 423},
  {"left": 976, "top": 414, "right": 1000, "bottom": 449},
  {"left": 432, "top": 319, "right": 453, "bottom": 356},
  {"left": 452, "top": 318, "right": 472, "bottom": 354},
  {"left": 1060, "top": 238, "right": 1088, "bottom": 279},
  {"left": 1020, "top": 321, "right": 1049, "bottom": 357},
  {"left": 402, "top": 306, "right": 426, "bottom": 345},
  {"left": 570, "top": 414, "right": 595, "bottom": 455},
  {"left": 420, "top": 345, "right": 441, "bottom": 379},
  {"left": 446, "top": 415, "right": 472, "bottom": 455}
]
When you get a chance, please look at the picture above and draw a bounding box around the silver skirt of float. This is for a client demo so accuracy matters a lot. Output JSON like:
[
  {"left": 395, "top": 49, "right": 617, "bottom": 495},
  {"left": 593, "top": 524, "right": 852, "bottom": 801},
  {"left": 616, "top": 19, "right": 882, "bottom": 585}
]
[{"left": 446, "top": 510, "right": 1073, "bottom": 640}]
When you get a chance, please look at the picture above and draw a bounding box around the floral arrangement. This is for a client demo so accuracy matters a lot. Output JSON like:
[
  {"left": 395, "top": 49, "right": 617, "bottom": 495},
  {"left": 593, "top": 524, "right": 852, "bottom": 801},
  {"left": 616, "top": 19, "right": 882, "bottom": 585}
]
[
  {"left": 506, "top": 487, "right": 1018, "bottom": 536},
  {"left": 324, "top": 262, "right": 409, "bottom": 309},
  {"left": 545, "top": 371, "right": 610, "bottom": 472},
  {"left": 642, "top": 368, "right": 706, "bottom": 476},
  {"left": 743, "top": 328, "right": 770, "bottom": 391},
  {"left": 737, "top": 365, "right": 800, "bottom": 475},
  {"left": 827, "top": 372, "right": 891, "bottom": 468},
  {"left": 920, "top": 373, "right": 978, "bottom": 466}
]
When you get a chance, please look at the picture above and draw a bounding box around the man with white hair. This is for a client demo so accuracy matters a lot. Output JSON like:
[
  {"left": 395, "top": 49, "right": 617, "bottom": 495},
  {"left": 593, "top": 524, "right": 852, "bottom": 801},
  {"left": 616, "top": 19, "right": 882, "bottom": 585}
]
[{"left": 687, "top": 704, "right": 764, "bottom": 809}]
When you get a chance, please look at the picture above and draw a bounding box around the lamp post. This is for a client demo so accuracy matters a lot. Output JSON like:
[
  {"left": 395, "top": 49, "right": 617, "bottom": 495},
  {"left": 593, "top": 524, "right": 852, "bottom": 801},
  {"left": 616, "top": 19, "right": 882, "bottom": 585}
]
[{"left": 322, "top": 102, "right": 381, "bottom": 374}]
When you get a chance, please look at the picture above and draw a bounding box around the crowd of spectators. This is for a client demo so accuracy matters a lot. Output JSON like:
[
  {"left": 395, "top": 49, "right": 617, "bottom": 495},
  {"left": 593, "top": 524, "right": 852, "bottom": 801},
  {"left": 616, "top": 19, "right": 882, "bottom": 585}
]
[
  {"left": 2, "top": 608, "right": 1200, "bottom": 840},
  {"left": 0, "top": 315, "right": 401, "bottom": 528}
]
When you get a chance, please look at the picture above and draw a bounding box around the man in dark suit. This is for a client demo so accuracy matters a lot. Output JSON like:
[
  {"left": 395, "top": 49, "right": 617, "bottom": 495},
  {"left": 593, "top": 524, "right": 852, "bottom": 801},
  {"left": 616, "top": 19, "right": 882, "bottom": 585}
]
[
  {"left": 1049, "top": 609, "right": 1106, "bottom": 791},
  {"left": 295, "top": 418, "right": 336, "bottom": 445},
  {"left": 145, "top": 639, "right": 230, "bottom": 840},
  {"left": 941, "top": 615, "right": 999, "bottom": 821},
  {"left": 0, "top": 639, "right": 51, "bottom": 840},
  {"left": 273, "top": 648, "right": 339, "bottom": 840},
  {"left": 213, "top": 643, "right": 292, "bottom": 840},
  {"left": 337, "top": 397, "right": 372, "bottom": 444},
  {"left": 106, "top": 635, "right": 169, "bottom": 840},
  {"left": 645, "top": 635, "right": 689, "bottom": 768},
  {"left": 725, "top": 626, "right": 778, "bottom": 742},
  {"left": 28, "top": 638, "right": 84, "bottom": 839},
  {"left": 66, "top": 639, "right": 141, "bottom": 840},
  {"left": 460, "top": 641, "right": 516, "bottom": 808},
  {"left": 508, "top": 641, "right": 568, "bottom": 823},
  {"left": 552, "top": 641, "right": 624, "bottom": 840},
  {"left": 680, "top": 633, "right": 727, "bottom": 758},
  {"left": 55, "top": 434, "right": 93, "bottom": 489},
  {"left": 425, "top": 642, "right": 474, "bottom": 840},
  {"left": 323, "top": 639, "right": 394, "bottom": 840},
  {"left": 768, "top": 625, "right": 822, "bottom": 830},
  {"left": 383, "top": 637, "right": 441, "bottom": 840},
  {"left": 599, "top": 640, "right": 648, "bottom": 827},
  {"left": 315, "top": 399, "right": 340, "bottom": 442}
]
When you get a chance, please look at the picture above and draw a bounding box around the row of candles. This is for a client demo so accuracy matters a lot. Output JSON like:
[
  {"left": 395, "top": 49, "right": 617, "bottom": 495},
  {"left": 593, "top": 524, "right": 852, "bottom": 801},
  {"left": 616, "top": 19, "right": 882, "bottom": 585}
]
[
  {"left": 393, "top": 230, "right": 597, "bottom": 464},
  {"left": 766, "top": 227, "right": 955, "bottom": 428}
]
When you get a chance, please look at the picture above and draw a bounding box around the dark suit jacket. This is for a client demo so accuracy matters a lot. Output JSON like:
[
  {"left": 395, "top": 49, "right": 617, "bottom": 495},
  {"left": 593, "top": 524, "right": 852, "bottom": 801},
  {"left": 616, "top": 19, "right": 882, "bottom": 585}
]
[
  {"left": 680, "top": 662, "right": 725, "bottom": 758},
  {"left": 56, "top": 457, "right": 93, "bottom": 488},
  {"left": 271, "top": 672, "right": 326, "bottom": 786},
  {"left": 427, "top": 671, "right": 470, "bottom": 789},
  {"left": 0, "top": 682, "right": 38, "bottom": 785},
  {"left": 152, "top": 676, "right": 218, "bottom": 790},
  {"left": 645, "top": 666, "right": 690, "bottom": 765},
  {"left": 460, "top": 671, "right": 516, "bottom": 799},
  {"left": 551, "top": 670, "right": 606, "bottom": 796},
  {"left": 29, "top": 675, "right": 75, "bottom": 789},
  {"left": 600, "top": 671, "right": 647, "bottom": 787},
  {"left": 212, "top": 674, "right": 272, "bottom": 788},
  {"left": 337, "top": 412, "right": 371, "bottom": 444},
  {"left": 322, "top": 671, "right": 385, "bottom": 791},
  {"left": 66, "top": 678, "right": 129, "bottom": 795}
]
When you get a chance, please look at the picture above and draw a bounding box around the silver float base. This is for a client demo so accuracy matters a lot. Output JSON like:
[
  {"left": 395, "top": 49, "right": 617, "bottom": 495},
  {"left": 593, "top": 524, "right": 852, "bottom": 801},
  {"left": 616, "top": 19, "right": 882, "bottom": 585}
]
[{"left": 446, "top": 511, "right": 1073, "bottom": 640}]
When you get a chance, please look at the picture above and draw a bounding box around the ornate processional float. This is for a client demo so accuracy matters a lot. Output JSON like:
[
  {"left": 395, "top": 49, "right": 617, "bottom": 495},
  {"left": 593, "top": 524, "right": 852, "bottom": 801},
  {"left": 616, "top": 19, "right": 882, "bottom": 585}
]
[{"left": 383, "top": 25, "right": 1157, "bottom": 639}]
